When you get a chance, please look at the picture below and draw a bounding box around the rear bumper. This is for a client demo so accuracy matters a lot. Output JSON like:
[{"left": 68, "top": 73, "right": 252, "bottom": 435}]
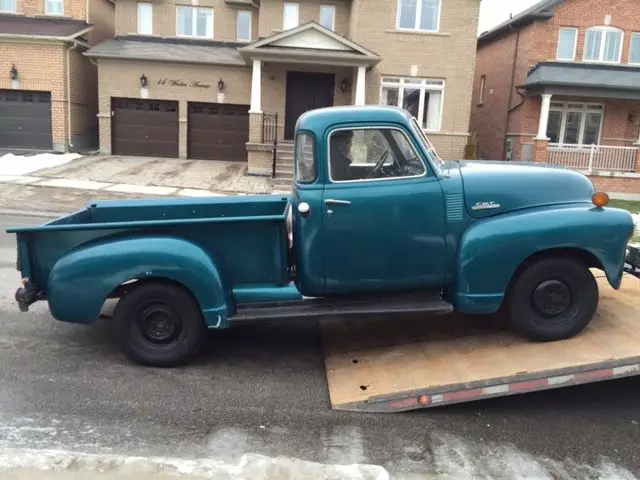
[{"left": 15, "top": 287, "right": 37, "bottom": 312}]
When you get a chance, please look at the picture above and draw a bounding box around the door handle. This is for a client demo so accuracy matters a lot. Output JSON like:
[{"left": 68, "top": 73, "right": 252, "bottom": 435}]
[{"left": 324, "top": 199, "right": 351, "bottom": 206}]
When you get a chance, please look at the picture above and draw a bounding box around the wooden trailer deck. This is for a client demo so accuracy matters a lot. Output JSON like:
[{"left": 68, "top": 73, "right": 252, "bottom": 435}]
[{"left": 321, "top": 272, "right": 640, "bottom": 412}]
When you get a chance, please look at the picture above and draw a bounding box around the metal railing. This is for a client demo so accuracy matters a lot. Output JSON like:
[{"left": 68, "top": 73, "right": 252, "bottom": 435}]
[
  {"left": 261, "top": 113, "right": 278, "bottom": 178},
  {"left": 547, "top": 143, "right": 639, "bottom": 173}
]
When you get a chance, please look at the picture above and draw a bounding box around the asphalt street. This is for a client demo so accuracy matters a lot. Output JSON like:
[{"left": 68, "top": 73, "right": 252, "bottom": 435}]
[{"left": 0, "top": 213, "right": 638, "bottom": 479}]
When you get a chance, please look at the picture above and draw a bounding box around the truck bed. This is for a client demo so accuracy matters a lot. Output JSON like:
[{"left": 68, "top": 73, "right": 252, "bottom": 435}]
[{"left": 321, "top": 271, "right": 640, "bottom": 412}]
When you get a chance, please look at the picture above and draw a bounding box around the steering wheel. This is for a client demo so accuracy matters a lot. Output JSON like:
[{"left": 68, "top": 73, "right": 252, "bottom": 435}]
[{"left": 366, "top": 149, "right": 390, "bottom": 179}]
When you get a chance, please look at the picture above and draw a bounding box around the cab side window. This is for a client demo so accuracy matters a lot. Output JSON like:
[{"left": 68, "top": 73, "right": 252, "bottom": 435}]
[
  {"left": 328, "top": 127, "right": 426, "bottom": 182},
  {"left": 295, "top": 132, "right": 316, "bottom": 183}
]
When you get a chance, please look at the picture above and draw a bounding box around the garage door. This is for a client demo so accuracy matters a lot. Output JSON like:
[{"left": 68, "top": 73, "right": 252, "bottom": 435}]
[
  {"left": 111, "top": 98, "right": 179, "bottom": 158},
  {"left": 0, "top": 90, "right": 52, "bottom": 150},
  {"left": 187, "top": 102, "right": 249, "bottom": 161}
]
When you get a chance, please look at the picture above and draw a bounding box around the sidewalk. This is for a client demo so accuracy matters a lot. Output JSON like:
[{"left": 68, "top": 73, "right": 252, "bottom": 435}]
[{"left": 0, "top": 152, "right": 287, "bottom": 214}]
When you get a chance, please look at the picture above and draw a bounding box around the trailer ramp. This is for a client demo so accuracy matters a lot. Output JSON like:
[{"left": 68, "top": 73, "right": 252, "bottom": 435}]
[{"left": 321, "top": 273, "right": 640, "bottom": 412}]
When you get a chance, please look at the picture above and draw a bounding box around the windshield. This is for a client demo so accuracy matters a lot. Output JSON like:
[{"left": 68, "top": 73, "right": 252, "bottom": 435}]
[{"left": 410, "top": 117, "right": 444, "bottom": 168}]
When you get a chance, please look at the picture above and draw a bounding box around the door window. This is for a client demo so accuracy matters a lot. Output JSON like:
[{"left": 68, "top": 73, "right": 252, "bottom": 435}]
[{"left": 328, "top": 127, "right": 426, "bottom": 182}]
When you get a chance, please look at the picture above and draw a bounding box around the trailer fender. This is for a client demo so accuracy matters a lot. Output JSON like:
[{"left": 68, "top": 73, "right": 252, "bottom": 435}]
[
  {"left": 454, "top": 205, "right": 634, "bottom": 314},
  {"left": 47, "top": 236, "right": 231, "bottom": 327}
]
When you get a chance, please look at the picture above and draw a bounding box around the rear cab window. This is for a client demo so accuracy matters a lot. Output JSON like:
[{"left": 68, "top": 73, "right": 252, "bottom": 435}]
[{"left": 295, "top": 132, "right": 316, "bottom": 184}]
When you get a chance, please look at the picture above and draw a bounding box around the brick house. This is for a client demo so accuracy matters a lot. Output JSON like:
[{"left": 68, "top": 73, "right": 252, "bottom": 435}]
[
  {"left": 470, "top": 0, "right": 640, "bottom": 194},
  {"left": 0, "top": 0, "right": 115, "bottom": 152},
  {"left": 84, "top": 0, "right": 480, "bottom": 179}
]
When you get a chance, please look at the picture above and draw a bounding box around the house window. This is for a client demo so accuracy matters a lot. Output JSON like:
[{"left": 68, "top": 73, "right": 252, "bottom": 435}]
[
  {"left": 137, "top": 3, "right": 153, "bottom": 35},
  {"left": 583, "top": 26, "right": 623, "bottom": 63},
  {"left": 546, "top": 102, "right": 604, "bottom": 145},
  {"left": 236, "top": 10, "right": 251, "bottom": 41},
  {"left": 397, "top": 0, "right": 440, "bottom": 32},
  {"left": 319, "top": 5, "right": 335, "bottom": 30},
  {"left": 283, "top": 2, "right": 299, "bottom": 30},
  {"left": 477, "top": 75, "right": 486, "bottom": 105},
  {"left": 0, "top": 0, "right": 16, "bottom": 12},
  {"left": 556, "top": 27, "right": 577, "bottom": 60},
  {"left": 45, "top": 0, "right": 63, "bottom": 15},
  {"left": 380, "top": 77, "right": 444, "bottom": 131},
  {"left": 630, "top": 33, "right": 640, "bottom": 64},
  {"left": 176, "top": 6, "right": 214, "bottom": 38}
]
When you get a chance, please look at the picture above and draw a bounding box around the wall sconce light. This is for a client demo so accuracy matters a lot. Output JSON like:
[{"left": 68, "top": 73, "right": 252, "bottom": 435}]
[
  {"left": 218, "top": 78, "right": 225, "bottom": 92},
  {"left": 340, "top": 78, "right": 349, "bottom": 93},
  {"left": 10, "top": 65, "right": 18, "bottom": 81},
  {"left": 140, "top": 73, "right": 148, "bottom": 88}
]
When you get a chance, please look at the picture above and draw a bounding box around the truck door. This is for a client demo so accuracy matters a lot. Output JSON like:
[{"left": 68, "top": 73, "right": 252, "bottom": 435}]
[{"left": 321, "top": 125, "right": 446, "bottom": 295}]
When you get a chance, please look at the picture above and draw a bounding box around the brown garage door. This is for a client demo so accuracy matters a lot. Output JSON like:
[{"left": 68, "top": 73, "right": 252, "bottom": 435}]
[
  {"left": 0, "top": 90, "right": 52, "bottom": 150},
  {"left": 187, "top": 102, "right": 249, "bottom": 161},
  {"left": 111, "top": 98, "right": 179, "bottom": 158}
]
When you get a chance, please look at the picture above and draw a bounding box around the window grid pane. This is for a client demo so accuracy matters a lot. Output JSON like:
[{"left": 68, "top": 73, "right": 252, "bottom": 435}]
[
  {"left": 237, "top": 10, "right": 251, "bottom": 40},
  {"left": 319, "top": 5, "right": 335, "bottom": 30},
  {"left": 138, "top": 3, "right": 152, "bottom": 34},
  {"left": 603, "top": 31, "right": 621, "bottom": 61},
  {"left": 283, "top": 3, "right": 299, "bottom": 30},
  {"left": 584, "top": 30, "right": 602, "bottom": 60},
  {"left": 46, "top": 0, "right": 63, "bottom": 14},
  {"left": 419, "top": 0, "right": 439, "bottom": 30},
  {"left": 557, "top": 28, "right": 576, "bottom": 59},
  {"left": 631, "top": 33, "right": 640, "bottom": 64},
  {"left": 398, "top": 0, "right": 417, "bottom": 29},
  {"left": 177, "top": 7, "right": 193, "bottom": 36},
  {"left": 379, "top": 77, "right": 444, "bottom": 131},
  {"left": 0, "top": 0, "right": 16, "bottom": 11}
]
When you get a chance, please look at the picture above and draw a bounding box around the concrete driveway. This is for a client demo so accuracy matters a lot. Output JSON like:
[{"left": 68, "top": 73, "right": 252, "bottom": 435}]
[{"left": 33, "top": 155, "right": 273, "bottom": 195}]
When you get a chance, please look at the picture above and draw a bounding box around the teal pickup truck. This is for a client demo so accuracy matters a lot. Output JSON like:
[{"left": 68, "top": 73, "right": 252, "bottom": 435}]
[{"left": 8, "top": 106, "right": 635, "bottom": 368}]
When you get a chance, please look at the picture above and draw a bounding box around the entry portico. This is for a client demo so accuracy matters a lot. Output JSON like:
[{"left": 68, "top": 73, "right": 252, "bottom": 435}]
[{"left": 238, "top": 22, "right": 381, "bottom": 165}]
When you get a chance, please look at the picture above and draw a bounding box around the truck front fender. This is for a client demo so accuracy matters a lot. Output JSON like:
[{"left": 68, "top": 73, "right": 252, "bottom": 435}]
[
  {"left": 454, "top": 205, "right": 634, "bottom": 314},
  {"left": 47, "top": 235, "right": 231, "bottom": 327}
]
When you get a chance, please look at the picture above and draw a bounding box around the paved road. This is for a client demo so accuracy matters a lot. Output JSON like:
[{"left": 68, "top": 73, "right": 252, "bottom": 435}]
[{"left": 0, "top": 213, "right": 638, "bottom": 479}]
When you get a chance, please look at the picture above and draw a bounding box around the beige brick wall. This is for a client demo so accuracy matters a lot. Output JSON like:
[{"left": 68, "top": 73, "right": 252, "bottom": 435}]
[
  {"left": 258, "top": 0, "right": 350, "bottom": 38},
  {"left": 96, "top": 58, "right": 252, "bottom": 155},
  {"left": 116, "top": 0, "right": 259, "bottom": 42},
  {"left": 18, "top": 0, "right": 86, "bottom": 18},
  {"left": 88, "top": 0, "right": 117, "bottom": 45}
]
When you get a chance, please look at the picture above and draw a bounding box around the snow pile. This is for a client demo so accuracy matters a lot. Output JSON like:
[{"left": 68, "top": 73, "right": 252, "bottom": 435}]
[{"left": 0, "top": 153, "right": 81, "bottom": 175}]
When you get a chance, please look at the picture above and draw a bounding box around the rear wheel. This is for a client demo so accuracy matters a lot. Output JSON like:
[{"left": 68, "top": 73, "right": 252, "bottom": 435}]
[
  {"left": 112, "top": 281, "right": 207, "bottom": 367},
  {"left": 506, "top": 256, "right": 599, "bottom": 341}
]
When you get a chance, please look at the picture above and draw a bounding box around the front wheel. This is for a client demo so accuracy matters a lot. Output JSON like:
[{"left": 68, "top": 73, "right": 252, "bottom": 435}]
[
  {"left": 112, "top": 281, "right": 207, "bottom": 367},
  {"left": 506, "top": 257, "right": 599, "bottom": 342}
]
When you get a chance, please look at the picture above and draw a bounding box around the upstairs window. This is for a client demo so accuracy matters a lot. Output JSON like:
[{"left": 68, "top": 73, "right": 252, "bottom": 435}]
[
  {"left": 319, "top": 5, "right": 335, "bottom": 31},
  {"left": 45, "top": 0, "right": 63, "bottom": 15},
  {"left": 583, "top": 26, "right": 623, "bottom": 63},
  {"left": 236, "top": 10, "right": 251, "bottom": 41},
  {"left": 137, "top": 3, "right": 153, "bottom": 35},
  {"left": 0, "top": 0, "right": 16, "bottom": 12},
  {"left": 630, "top": 33, "right": 640, "bottom": 65},
  {"left": 283, "top": 2, "right": 299, "bottom": 30},
  {"left": 397, "top": 0, "right": 440, "bottom": 32},
  {"left": 556, "top": 27, "right": 577, "bottom": 60},
  {"left": 176, "top": 6, "right": 214, "bottom": 39}
]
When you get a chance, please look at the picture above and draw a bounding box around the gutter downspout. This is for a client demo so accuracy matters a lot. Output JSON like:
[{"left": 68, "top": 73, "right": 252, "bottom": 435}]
[
  {"left": 66, "top": 40, "right": 79, "bottom": 151},
  {"left": 502, "top": 26, "right": 521, "bottom": 160}
]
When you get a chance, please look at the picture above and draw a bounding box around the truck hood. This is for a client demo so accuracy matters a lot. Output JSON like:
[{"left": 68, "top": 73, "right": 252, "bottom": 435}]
[{"left": 457, "top": 160, "right": 596, "bottom": 219}]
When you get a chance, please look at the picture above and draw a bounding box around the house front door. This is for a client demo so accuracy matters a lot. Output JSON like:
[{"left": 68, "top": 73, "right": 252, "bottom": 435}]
[{"left": 284, "top": 71, "right": 335, "bottom": 140}]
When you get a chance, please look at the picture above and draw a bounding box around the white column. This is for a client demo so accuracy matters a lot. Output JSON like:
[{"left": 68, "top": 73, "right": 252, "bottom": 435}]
[
  {"left": 355, "top": 65, "right": 366, "bottom": 106},
  {"left": 250, "top": 59, "right": 262, "bottom": 113},
  {"left": 535, "top": 93, "right": 553, "bottom": 140}
]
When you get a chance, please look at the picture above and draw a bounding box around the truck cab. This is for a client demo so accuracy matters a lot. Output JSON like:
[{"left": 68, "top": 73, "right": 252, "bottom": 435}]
[{"left": 9, "top": 105, "right": 636, "bottom": 368}]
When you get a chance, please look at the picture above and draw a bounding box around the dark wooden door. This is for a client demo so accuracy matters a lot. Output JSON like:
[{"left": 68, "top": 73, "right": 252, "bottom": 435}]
[
  {"left": 111, "top": 98, "right": 179, "bottom": 158},
  {"left": 284, "top": 71, "right": 335, "bottom": 140},
  {"left": 187, "top": 102, "right": 249, "bottom": 161},
  {"left": 0, "top": 90, "right": 52, "bottom": 150}
]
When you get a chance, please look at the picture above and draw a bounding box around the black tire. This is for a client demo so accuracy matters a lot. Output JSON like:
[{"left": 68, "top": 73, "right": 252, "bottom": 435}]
[
  {"left": 506, "top": 256, "right": 599, "bottom": 342},
  {"left": 112, "top": 281, "right": 207, "bottom": 367}
]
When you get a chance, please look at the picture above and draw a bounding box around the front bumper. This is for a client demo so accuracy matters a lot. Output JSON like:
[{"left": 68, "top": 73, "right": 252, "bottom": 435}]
[{"left": 15, "top": 287, "right": 38, "bottom": 312}]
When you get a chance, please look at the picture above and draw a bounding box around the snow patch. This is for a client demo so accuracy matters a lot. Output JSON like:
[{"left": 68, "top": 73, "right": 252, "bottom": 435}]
[
  {"left": 0, "top": 153, "right": 81, "bottom": 175},
  {"left": 0, "top": 448, "right": 390, "bottom": 480}
]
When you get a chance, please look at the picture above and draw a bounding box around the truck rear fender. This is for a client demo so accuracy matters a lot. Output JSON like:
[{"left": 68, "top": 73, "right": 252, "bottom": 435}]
[
  {"left": 47, "top": 236, "right": 232, "bottom": 327},
  {"left": 453, "top": 205, "right": 634, "bottom": 314}
]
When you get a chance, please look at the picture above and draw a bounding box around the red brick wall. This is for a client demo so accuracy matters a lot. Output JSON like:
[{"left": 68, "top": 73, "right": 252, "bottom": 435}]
[
  {"left": 471, "top": 0, "right": 640, "bottom": 161},
  {"left": 590, "top": 176, "right": 640, "bottom": 194}
]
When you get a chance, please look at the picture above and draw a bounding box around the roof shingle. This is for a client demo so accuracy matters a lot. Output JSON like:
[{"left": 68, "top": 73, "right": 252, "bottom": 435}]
[
  {"left": 0, "top": 15, "right": 91, "bottom": 38},
  {"left": 522, "top": 62, "right": 640, "bottom": 91}
]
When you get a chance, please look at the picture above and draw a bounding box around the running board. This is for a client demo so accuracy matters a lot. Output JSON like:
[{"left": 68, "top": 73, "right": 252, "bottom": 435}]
[{"left": 232, "top": 291, "right": 453, "bottom": 322}]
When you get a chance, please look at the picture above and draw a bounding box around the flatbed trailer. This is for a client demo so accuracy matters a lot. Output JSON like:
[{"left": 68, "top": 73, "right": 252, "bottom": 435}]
[{"left": 321, "top": 263, "right": 640, "bottom": 413}]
